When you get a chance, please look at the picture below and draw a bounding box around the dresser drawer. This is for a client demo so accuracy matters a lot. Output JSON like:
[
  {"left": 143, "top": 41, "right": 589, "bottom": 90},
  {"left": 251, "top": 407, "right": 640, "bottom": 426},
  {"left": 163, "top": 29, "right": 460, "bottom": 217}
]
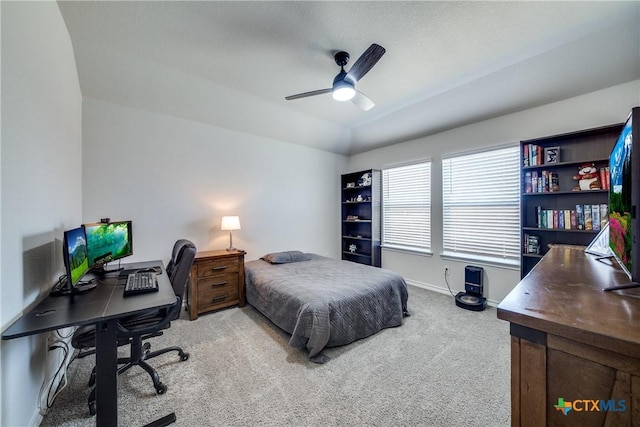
[{"left": 196, "top": 257, "right": 239, "bottom": 278}]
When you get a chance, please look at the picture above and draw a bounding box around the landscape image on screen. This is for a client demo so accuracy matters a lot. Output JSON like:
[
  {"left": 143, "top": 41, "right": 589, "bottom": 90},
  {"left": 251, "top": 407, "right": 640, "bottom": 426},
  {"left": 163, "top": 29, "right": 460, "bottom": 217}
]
[
  {"left": 85, "top": 222, "right": 131, "bottom": 266},
  {"left": 66, "top": 227, "right": 89, "bottom": 285},
  {"left": 609, "top": 119, "right": 633, "bottom": 275}
]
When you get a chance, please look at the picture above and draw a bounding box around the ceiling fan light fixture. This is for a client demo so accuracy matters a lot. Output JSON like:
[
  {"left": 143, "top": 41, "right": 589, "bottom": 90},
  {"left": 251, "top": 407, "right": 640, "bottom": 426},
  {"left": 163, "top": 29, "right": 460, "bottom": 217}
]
[{"left": 332, "top": 81, "right": 356, "bottom": 101}]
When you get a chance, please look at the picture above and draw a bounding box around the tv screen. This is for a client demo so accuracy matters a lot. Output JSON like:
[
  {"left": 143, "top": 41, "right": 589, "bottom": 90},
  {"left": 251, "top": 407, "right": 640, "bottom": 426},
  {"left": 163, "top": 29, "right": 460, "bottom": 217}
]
[
  {"left": 63, "top": 226, "right": 90, "bottom": 288},
  {"left": 608, "top": 107, "right": 640, "bottom": 286},
  {"left": 84, "top": 221, "right": 133, "bottom": 269}
]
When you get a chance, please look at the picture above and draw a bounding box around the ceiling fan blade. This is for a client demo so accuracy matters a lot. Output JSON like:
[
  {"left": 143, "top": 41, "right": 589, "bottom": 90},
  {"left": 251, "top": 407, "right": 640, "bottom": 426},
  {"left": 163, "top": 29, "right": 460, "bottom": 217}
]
[
  {"left": 351, "top": 91, "right": 375, "bottom": 111},
  {"left": 346, "top": 43, "right": 386, "bottom": 83},
  {"left": 285, "top": 88, "right": 332, "bottom": 100}
]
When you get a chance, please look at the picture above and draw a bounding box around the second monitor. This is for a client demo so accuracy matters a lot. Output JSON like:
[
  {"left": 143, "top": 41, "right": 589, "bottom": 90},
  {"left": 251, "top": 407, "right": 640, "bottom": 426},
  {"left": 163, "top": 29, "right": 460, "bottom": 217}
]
[{"left": 84, "top": 220, "right": 133, "bottom": 272}]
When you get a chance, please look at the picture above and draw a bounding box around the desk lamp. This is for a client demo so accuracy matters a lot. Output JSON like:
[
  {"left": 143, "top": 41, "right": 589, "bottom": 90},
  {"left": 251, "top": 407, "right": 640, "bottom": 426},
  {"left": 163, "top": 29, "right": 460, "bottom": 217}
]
[{"left": 221, "top": 216, "right": 241, "bottom": 251}]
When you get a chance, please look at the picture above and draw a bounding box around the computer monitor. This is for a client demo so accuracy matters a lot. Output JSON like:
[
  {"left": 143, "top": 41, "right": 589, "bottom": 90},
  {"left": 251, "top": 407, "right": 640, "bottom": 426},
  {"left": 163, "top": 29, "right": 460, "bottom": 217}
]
[
  {"left": 605, "top": 107, "right": 640, "bottom": 291},
  {"left": 51, "top": 226, "right": 96, "bottom": 295},
  {"left": 84, "top": 220, "right": 133, "bottom": 272}
]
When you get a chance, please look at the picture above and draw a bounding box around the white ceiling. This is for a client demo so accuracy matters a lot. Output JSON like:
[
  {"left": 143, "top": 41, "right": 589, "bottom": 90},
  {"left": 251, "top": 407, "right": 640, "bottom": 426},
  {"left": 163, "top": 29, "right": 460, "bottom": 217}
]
[{"left": 57, "top": 1, "right": 640, "bottom": 155}]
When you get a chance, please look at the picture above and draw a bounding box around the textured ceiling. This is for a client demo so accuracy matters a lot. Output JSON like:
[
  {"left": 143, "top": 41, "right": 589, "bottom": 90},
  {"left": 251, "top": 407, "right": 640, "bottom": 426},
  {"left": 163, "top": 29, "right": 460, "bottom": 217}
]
[{"left": 58, "top": 1, "right": 640, "bottom": 155}]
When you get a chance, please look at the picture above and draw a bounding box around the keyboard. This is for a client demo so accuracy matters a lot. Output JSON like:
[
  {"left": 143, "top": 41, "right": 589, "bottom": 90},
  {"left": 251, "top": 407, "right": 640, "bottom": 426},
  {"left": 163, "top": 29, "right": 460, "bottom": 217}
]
[{"left": 123, "top": 272, "right": 158, "bottom": 296}]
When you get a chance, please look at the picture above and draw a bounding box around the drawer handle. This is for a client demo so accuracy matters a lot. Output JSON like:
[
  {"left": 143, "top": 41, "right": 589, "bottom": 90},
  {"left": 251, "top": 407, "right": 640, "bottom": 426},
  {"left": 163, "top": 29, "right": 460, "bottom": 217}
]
[
  {"left": 212, "top": 296, "right": 227, "bottom": 303},
  {"left": 212, "top": 281, "right": 227, "bottom": 287},
  {"left": 212, "top": 266, "right": 227, "bottom": 271}
]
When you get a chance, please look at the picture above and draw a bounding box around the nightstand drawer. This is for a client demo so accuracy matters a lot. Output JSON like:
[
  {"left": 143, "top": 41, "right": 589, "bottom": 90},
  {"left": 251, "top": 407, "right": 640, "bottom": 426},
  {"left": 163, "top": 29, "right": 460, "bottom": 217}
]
[
  {"left": 196, "top": 258, "right": 239, "bottom": 278},
  {"left": 197, "top": 285, "right": 239, "bottom": 309},
  {"left": 197, "top": 273, "right": 238, "bottom": 293}
]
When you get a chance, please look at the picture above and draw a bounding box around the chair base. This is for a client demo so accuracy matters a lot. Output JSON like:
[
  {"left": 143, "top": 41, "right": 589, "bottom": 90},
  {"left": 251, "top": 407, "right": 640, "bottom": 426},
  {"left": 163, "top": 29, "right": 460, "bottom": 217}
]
[{"left": 85, "top": 340, "right": 189, "bottom": 416}]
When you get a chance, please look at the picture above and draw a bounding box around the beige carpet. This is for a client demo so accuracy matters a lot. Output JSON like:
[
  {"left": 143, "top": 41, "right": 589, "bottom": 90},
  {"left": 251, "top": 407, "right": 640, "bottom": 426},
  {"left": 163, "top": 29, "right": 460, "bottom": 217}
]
[{"left": 41, "top": 285, "right": 511, "bottom": 426}]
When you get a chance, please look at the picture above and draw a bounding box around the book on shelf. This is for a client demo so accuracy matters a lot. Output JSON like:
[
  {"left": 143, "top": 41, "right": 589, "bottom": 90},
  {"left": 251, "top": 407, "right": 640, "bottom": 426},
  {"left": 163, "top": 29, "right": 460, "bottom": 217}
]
[
  {"left": 592, "top": 204, "right": 601, "bottom": 231},
  {"left": 576, "top": 204, "right": 584, "bottom": 230},
  {"left": 525, "top": 170, "right": 559, "bottom": 193},
  {"left": 599, "top": 167, "right": 610, "bottom": 190},
  {"left": 524, "top": 233, "right": 541, "bottom": 255},
  {"left": 532, "top": 204, "right": 608, "bottom": 230},
  {"left": 563, "top": 210, "right": 571, "bottom": 230},
  {"left": 523, "top": 144, "right": 544, "bottom": 167},
  {"left": 599, "top": 204, "right": 609, "bottom": 229},
  {"left": 584, "top": 206, "right": 593, "bottom": 230}
]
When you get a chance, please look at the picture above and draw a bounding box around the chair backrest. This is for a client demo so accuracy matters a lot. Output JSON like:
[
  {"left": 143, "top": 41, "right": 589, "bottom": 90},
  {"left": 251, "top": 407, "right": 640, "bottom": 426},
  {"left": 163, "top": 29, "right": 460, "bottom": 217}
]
[{"left": 167, "top": 239, "right": 196, "bottom": 301}]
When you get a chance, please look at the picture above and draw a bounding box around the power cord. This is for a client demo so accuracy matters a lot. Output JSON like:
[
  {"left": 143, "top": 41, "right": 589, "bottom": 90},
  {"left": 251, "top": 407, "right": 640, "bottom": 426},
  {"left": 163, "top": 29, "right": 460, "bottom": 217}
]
[
  {"left": 444, "top": 267, "right": 455, "bottom": 297},
  {"left": 39, "top": 329, "right": 77, "bottom": 415}
]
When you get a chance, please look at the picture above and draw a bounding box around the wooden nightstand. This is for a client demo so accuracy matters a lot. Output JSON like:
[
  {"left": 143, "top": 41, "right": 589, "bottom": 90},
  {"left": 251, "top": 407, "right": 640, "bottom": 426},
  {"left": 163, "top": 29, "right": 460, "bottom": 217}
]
[{"left": 187, "top": 249, "right": 245, "bottom": 320}]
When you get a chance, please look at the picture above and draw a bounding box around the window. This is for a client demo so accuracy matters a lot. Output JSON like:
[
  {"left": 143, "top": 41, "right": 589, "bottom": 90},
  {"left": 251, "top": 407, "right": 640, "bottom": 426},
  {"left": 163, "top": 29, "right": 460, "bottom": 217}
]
[
  {"left": 442, "top": 146, "right": 520, "bottom": 266},
  {"left": 382, "top": 161, "right": 431, "bottom": 253}
]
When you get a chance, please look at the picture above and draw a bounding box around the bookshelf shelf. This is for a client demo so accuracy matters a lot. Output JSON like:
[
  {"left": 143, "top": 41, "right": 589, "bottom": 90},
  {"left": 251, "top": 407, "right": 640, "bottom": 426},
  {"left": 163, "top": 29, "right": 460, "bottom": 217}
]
[
  {"left": 520, "top": 123, "right": 622, "bottom": 278},
  {"left": 522, "top": 190, "right": 608, "bottom": 196},
  {"left": 522, "top": 227, "right": 599, "bottom": 234}
]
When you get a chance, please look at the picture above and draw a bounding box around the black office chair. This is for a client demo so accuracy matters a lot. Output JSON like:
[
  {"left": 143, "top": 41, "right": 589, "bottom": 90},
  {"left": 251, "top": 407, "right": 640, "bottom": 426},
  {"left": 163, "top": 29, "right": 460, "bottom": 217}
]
[{"left": 72, "top": 239, "right": 197, "bottom": 415}]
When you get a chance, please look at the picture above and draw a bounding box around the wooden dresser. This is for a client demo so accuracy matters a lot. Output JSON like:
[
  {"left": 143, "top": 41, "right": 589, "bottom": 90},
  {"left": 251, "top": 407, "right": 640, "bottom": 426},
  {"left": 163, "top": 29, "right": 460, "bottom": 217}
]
[
  {"left": 498, "top": 246, "right": 640, "bottom": 426},
  {"left": 187, "top": 249, "right": 245, "bottom": 320}
]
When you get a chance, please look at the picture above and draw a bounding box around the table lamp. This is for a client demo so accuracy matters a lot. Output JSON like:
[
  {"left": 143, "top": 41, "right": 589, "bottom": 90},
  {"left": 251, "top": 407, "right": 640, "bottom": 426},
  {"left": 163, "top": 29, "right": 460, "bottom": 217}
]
[{"left": 221, "top": 216, "right": 241, "bottom": 250}]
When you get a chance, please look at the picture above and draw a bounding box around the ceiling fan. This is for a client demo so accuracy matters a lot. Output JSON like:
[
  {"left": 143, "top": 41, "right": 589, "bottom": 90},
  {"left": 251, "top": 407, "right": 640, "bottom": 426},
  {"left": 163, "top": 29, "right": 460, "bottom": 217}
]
[{"left": 285, "top": 43, "right": 386, "bottom": 111}]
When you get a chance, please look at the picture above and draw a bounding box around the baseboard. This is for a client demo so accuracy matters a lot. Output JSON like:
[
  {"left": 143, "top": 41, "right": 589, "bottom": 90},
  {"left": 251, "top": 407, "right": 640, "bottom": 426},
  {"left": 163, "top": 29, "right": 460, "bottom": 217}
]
[{"left": 405, "top": 279, "right": 499, "bottom": 308}]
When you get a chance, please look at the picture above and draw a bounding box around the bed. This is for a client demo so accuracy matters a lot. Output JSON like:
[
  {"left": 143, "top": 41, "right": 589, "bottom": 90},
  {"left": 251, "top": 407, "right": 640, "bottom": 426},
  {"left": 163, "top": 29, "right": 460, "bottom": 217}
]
[{"left": 244, "top": 251, "right": 409, "bottom": 363}]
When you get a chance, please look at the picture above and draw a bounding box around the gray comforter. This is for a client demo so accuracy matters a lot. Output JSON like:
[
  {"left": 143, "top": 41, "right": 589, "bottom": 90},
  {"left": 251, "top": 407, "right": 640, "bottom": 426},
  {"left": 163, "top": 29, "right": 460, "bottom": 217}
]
[{"left": 245, "top": 254, "right": 409, "bottom": 363}]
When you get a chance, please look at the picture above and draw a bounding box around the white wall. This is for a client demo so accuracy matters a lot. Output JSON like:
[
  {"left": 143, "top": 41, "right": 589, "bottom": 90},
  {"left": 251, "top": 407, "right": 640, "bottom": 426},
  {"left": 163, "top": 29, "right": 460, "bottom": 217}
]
[
  {"left": 0, "top": 2, "right": 82, "bottom": 426},
  {"left": 349, "top": 80, "right": 640, "bottom": 304},
  {"left": 82, "top": 98, "right": 348, "bottom": 264}
]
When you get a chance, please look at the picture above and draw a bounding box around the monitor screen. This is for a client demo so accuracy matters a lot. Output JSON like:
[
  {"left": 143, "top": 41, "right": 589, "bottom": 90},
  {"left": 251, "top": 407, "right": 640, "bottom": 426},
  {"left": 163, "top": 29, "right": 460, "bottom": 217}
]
[
  {"left": 608, "top": 109, "right": 637, "bottom": 281},
  {"left": 63, "top": 226, "right": 90, "bottom": 288},
  {"left": 84, "top": 221, "right": 133, "bottom": 269}
]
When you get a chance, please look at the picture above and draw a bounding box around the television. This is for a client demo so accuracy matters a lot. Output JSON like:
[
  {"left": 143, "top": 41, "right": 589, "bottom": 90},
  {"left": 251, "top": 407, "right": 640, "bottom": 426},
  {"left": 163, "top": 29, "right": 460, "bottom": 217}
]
[
  {"left": 84, "top": 220, "right": 133, "bottom": 273},
  {"left": 605, "top": 107, "right": 640, "bottom": 291},
  {"left": 51, "top": 226, "right": 96, "bottom": 295}
]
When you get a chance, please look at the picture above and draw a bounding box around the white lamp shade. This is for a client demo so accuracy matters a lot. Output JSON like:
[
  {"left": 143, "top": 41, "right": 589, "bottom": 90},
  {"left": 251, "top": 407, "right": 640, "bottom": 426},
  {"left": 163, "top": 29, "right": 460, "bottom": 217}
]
[{"left": 221, "top": 216, "right": 241, "bottom": 231}]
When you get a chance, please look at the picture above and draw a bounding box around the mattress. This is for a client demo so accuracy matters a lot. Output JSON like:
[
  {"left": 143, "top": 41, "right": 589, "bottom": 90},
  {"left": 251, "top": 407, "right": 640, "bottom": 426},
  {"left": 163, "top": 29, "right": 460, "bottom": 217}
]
[{"left": 244, "top": 253, "right": 409, "bottom": 363}]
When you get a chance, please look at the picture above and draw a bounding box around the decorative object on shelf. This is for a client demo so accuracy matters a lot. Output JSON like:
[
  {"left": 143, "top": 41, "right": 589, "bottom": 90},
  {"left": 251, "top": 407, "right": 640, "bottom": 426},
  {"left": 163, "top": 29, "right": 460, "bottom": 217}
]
[
  {"left": 346, "top": 215, "right": 359, "bottom": 221},
  {"left": 359, "top": 172, "right": 372, "bottom": 187},
  {"left": 356, "top": 195, "right": 364, "bottom": 202},
  {"left": 544, "top": 146, "right": 560, "bottom": 164},
  {"left": 346, "top": 182, "right": 355, "bottom": 188},
  {"left": 572, "top": 163, "right": 601, "bottom": 191},
  {"left": 348, "top": 244, "right": 357, "bottom": 253},
  {"left": 220, "top": 216, "right": 241, "bottom": 250}
]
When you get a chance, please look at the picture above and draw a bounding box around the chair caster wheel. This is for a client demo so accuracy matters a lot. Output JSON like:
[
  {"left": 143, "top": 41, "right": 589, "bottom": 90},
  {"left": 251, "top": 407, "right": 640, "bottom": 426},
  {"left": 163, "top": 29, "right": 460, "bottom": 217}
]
[
  {"left": 180, "top": 352, "right": 189, "bottom": 361},
  {"left": 143, "top": 342, "right": 151, "bottom": 352},
  {"left": 156, "top": 383, "right": 167, "bottom": 394},
  {"left": 89, "top": 401, "right": 96, "bottom": 416}
]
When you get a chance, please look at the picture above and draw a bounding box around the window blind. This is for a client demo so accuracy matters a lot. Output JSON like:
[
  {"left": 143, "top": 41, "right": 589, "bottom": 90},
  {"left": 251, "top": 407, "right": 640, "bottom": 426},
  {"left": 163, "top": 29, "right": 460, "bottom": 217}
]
[
  {"left": 442, "top": 146, "right": 520, "bottom": 264},
  {"left": 382, "top": 161, "right": 431, "bottom": 252}
]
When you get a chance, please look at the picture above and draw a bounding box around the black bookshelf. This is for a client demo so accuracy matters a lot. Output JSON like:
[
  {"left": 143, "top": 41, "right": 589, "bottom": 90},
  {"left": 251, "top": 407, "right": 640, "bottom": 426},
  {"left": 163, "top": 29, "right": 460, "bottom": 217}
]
[
  {"left": 341, "top": 169, "right": 381, "bottom": 267},
  {"left": 520, "top": 124, "right": 622, "bottom": 278}
]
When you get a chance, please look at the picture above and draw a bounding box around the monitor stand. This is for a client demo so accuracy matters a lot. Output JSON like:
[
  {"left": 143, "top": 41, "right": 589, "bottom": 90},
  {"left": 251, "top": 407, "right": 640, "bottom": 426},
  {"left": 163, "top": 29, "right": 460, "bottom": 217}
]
[
  {"left": 92, "top": 263, "right": 123, "bottom": 275},
  {"left": 604, "top": 282, "right": 640, "bottom": 291},
  {"left": 50, "top": 281, "right": 97, "bottom": 296}
]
